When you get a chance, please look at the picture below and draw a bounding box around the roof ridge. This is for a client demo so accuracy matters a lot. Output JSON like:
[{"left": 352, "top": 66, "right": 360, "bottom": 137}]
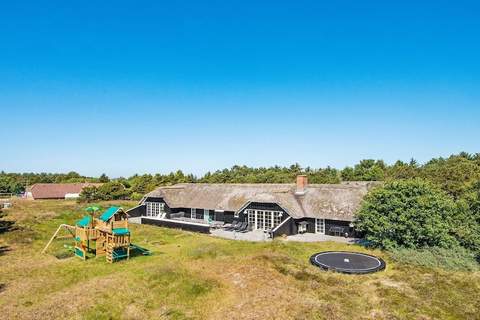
[
  {"left": 156, "top": 182, "right": 373, "bottom": 189},
  {"left": 174, "top": 182, "right": 295, "bottom": 185}
]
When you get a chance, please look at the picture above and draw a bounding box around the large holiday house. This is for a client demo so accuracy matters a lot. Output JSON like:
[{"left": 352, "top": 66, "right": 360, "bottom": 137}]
[{"left": 127, "top": 176, "right": 377, "bottom": 238}]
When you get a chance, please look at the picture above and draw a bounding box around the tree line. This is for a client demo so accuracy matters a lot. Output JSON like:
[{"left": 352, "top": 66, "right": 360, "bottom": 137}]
[{"left": 1, "top": 152, "right": 479, "bottom": 201}]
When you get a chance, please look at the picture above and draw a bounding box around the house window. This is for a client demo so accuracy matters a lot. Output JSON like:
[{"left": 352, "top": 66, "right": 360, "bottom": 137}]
[
  {"left": 146, "top": 202, "right": 165, "bottom": 217},
  {"left": 245, "top": 209, "right": 283, "bottom": 231},
  {"left": 315, "top": 219, "right": 325, "bottom": 234},
  {"left": 191, "top": 208, "right": 197, "bottom": 219},
  {"left": 257, "top": 211, "right": 264, "bottom": 229},
  {"left": 273, "top": 212, "right": 282, "bottom": 227},
  {"left": 264, "top": 211, "right": 272, "bottom": 230},
  {"left": 247, "top": 210, "right": 255, "bottom": 227}
]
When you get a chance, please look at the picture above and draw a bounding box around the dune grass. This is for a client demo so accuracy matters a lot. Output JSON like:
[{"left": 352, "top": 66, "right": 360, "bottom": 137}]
[{"left": 0, "top": 199, "right": 479, "bottom": 320}]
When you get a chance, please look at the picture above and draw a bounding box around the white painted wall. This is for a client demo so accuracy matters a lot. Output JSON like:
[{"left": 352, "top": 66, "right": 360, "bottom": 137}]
[{"left": 64, "top": 193, "right": 80, "bottom": 199}]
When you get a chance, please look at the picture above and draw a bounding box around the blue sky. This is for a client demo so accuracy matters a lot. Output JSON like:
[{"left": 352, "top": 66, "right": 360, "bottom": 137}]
[{"left": 1, "top": 1, "right": 479, "bottom": 177}]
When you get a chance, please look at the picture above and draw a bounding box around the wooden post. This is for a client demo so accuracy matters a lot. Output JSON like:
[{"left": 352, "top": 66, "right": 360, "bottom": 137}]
[
  {"left": 42, "top": 224, "right": 75, "bottom": 254},
  {"left": 127, "top": 235, "right": 130, "bottom": 260}
]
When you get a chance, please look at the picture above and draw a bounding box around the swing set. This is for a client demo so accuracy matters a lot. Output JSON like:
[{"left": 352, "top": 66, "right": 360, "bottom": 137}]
[{"left": 43, "top": 206, "right": 150, "bottom": 263}]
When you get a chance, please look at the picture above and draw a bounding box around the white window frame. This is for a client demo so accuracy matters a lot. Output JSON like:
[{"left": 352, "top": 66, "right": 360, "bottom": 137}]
[
  {"left": 204, "top": 209, "right": 209, "bottom": 222},
  {"left": 315, "top": 218, "right": 325, "bottom": 234},
  {"left": 146, "top": 202, "right": 150, "bottom": 216},
  {"left": 159, "top": 203, "right": 165, "bottom": 214},
  {"left": 247, "top": 209, "right": 255, "bottom": 228},
  {"left": 246, "top": 209, "right": 283, "bottom": 231},
  {"left": 146, "top": 202, "right": 165, "bottom": 217},
  {"left": 257, "top": 211, "right": 264, "bottom": 230},
  {"left": 191, "top": 208, "right": 197, "bottom": 219},
  {"left": 264, "top": 211, "right": 272, "bottom": 230},
  {"left": 273, "top": 211, "right": 282, "bottom": 227}
]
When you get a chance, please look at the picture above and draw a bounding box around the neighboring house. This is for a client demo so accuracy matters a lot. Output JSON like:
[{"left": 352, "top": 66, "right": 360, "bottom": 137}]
[
  {"left": 26, "top": 183, "right": 102, "bottom": 200},
  {"left": 127, "top": 176, "right": 378, "bottom": 238}
]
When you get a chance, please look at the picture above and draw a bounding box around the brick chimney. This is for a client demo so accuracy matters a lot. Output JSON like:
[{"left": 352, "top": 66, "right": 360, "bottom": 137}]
[{"left": 295, "top": 175, "right": 308, "bottom": 195}]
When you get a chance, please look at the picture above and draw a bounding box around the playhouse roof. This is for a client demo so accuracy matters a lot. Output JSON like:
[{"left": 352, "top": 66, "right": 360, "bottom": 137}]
[
  {"left": 99, "top": 207, "right": 121, "bottom": 222},
  {"left": 77, "top": 215, "right": 91, "bottom": 227}
]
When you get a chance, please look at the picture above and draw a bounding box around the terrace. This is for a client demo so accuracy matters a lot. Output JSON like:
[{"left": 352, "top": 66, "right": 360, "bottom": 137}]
[
  {"left": 137, "top": 211, "right": 270, "bottom": 240},
  {"left": 140, "top": 212, "right": 213, "bottom": 233},
  {"left": 135, "top": 212, "right": 357, "bottom": 243},
  {"left": 168, "top": 212, "right": 211, "bottom": 225},
  {"left": 210, "top": 228, "right": 270, "bottom": 241}
]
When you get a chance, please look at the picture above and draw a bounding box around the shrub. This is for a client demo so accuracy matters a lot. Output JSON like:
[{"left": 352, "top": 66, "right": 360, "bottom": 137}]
[
  {"left": 461, "top": 179, "right": 480, "bottom": 224},
  {"left": 77, "top": 186, "right": 99, "bottom": 203},
  {"left": 97, "top": 182, "right": 131, "bottom": 200},
  {"left": 130, "top": 192, "right": 144, "bottom": 201},
  {"left": 389, "top": 246, "right": 479, "bottom": 272},
  {"left": 453, "top": 198, "right": 480, "bottom": 257},
  {"left": 355, "top": 179, "right": 459, "bottom": 249},
  {"left": 78, "top": 182, "right": 131, "bottom": 202}
]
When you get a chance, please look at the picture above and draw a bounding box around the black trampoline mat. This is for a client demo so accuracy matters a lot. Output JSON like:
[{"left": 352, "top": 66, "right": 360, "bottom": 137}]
[{"left": 310, "top": 251, "right": 386, "bottom": 274}]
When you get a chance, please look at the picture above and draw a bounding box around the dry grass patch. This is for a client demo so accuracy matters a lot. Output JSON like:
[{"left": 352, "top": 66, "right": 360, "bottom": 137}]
[
  {"left": 192, "top": 257, "right": 317, "bottom": 320},
  {"left": 0, "top": 200, "right": 479, "bottom": 320}
]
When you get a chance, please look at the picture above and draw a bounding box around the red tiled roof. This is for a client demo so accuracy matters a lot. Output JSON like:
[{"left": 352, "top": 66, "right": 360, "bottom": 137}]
[{"left": 26, "top": 183, "right": 102, "bottom": 199}]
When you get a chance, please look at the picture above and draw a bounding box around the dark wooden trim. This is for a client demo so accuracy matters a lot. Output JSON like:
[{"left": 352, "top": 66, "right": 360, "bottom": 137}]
[
  {"left": 125, "top": 204, "right": 145, "bottom": 217},
  {"left": 272, "top": 217, "right": 296, "bottom": 237},
  {"left": 141, "top": 217, "right": 211, "bottom": 233}
]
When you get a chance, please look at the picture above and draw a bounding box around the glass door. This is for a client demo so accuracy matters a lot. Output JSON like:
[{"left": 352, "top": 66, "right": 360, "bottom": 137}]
[
  {"left": 248, "top": 210, "right": 255, "bottom": 229},
  {"left": 264, "top": 211, "right": 272, "bottom": 230},
  {"left": 257, "top": 211, "right": 264, "bottom": 230}
]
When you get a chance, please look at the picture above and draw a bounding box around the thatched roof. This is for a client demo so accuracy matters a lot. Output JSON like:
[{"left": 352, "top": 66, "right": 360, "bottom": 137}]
[{"left": 144, "top": 182, "right": 379, "bottom": 221}]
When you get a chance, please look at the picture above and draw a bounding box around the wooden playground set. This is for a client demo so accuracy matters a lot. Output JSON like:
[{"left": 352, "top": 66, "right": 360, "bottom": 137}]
[{"left": 43, "top": 206, "right": 150, "bottom": 263}]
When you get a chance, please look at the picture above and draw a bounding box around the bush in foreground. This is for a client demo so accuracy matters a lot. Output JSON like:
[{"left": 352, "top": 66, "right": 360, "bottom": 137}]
[{"left": 355, "top": 179, "right": 459, "bottom": 250}]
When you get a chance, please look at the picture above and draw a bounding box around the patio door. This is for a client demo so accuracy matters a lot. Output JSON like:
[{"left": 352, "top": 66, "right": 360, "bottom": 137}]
[
  {"left": 256, "top": 211, "right": 264, "bottom": 230},
  {"left": 248, "top": 211, "right": 256, "bottom": 229},
  {"left": 146, "top": 202, "right": 164, "bottom": 218},
  {"left": 247, "top": 209, "right": 283, "bottom": 231},
  {"left": 264, "top": 211, "right": 273, "bottom": 230}
]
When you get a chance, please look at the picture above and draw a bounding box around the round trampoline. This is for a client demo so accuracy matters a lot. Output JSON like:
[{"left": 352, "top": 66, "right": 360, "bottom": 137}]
[{"left": 310, "top": 251, "right": 386, "bottom": 274}]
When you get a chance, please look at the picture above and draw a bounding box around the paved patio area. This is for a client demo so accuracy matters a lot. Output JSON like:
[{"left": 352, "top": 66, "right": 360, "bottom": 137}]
[
  {"left": 284, "top": 233, "right": 360, "bottom": 243},
  {"left": 211, "top": 228, "right": 360, "bottom": 243},
  {"left": 131, "top": 217, "right": 361, "bottom": 244},
  {"left": 210, "top": 229, "right": 271, "bottom": 241},
  {"left": 128, "top": 217, "right": 142, "bottom": 224},
  {"left": 170, "top": 216, "right": 209, "bottom": 224}
]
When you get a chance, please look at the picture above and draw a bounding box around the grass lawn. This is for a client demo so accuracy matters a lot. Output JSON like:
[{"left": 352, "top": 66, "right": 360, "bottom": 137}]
[{"left": 0, "top": 199, "right": 479, "bottom": 320}]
